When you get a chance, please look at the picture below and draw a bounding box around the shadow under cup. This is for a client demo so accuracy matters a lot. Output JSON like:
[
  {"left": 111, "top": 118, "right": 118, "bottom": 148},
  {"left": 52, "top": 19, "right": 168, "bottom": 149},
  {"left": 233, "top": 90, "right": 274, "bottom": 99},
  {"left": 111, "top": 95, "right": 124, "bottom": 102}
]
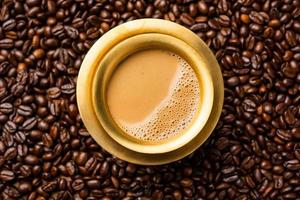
[{"left": 92, "top": 33, "right": 214, "bottom": 154}]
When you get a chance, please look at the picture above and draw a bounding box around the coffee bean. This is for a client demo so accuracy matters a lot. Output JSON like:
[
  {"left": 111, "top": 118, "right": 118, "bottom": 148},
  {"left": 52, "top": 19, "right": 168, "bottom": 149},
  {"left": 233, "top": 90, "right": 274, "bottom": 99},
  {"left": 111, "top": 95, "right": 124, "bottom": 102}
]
[
  {"left": 74, "top": 151, "right": 88, "bottom": 165},
  {"left": 226, "top": 76, "right": 239, "bottom": 87},
  {"left": 60, "top": 128, "right": 70, "bottom": 143},
  {"left": 4, "top": 121, "right": 17, "bottom": 133},
  {"left": 285, "top": 31, "right": 297, "bottom": 47},
  {"left": 173, "top": 190, "right": 182, "bottom": 200},
  {"left": 26, "top": 0, "right": 41, "bottom": 7},
  {"left": 61, "top": 84, "right": 75, "bottom": 94},
  {"left": 0, "top": 103, "right": 13, "bottom": 114},
  {"left": 0, "top": 39, "right": 13, "bottom": 49},
  {"left": 68, "top": 104, "right": 78, "bottom": 119},
  {"left": 30, "top": 130, "right": 43, "bottom": 140},
  {"left": 47, "top": 87, "right": 61, "bottom": 99},
  {"left": 37, "top": 120, "right": 49, "bottom": 131},
  {"left": 291, "top": 128, "right": 300, "bottom": 139},
  {"left": 208, "top": 19, "right": 221, "bottom": 30},
  {"left": 241, "top": 156, "right": 255, "bottom": 170},
  {"left": 223, "top": 175, "right": 238, "bottom": 182},
  {"left": 250, "top": 23, "right": 263, "bottom": 33},
  {"left": 100, "top": 161, "right": 109, "bottom": 176},
  {"left": 0, "top": 170, "right": 15, "bottom": 181},
  {"left": 249, "top": 11, "right": 265, "bottom": 25},
  {"left": 4, "top": 147, "right": 17, "bottom": 160},
  {"left": 17, "top": 105, "right": 33, "bottom": 116},
  {"left": 15, "top": 131, "right": 26, "bottom": 143},
  {"left": 0, "top": 114, "right": 8, "bottom": 123},
  {"left": 17, "top": 182, "right": 32, "bottom": 194},
  {"left": 24, "top": 155, "right": 39, "bottom": 165},
  {"left": 284, "top": 160, "right": 300, "bottom": 170},
  {"left": 41, "top": 180, "right": 58, "bottom": 193},
  {"left": 180, "top": 13, "right": 194, "bottom": 26},
  {"left": 197, "top": 1, "right": 208, "bottom": 14},
  {"left": 32, "top": 49, "right": 45, "bottom": 59},
  {"left": 22, "top": 117, "right": 37, "bottom": 130},
  {"left": 2, "top": 19, "right": 16, "bottom": 31},
  {"left": 42, "top": 134, "right": 53, "bottom": 148},
  {"left": 126, "top": 163, "right": 136, "bottom": 174},
  {"left": 17, "top": 144, "right": 28, "bottom": 157},
  {"left": 66, "top": 161, "right": 76, "bottom": 176},
  {"left": 64, "top": 26, "right": 78, "bottom": 40},
  {"left": 180, "top": 178, "right": 193, "bottom": 187},
  {"left": 72, "top": 179, "right": 85, "bottom": 191},
  {"left": 87, "top": 180, "right": 101, "bottom": 189},
  {"left": 190, "top": 23, "right": 208, "bottom": 32}
]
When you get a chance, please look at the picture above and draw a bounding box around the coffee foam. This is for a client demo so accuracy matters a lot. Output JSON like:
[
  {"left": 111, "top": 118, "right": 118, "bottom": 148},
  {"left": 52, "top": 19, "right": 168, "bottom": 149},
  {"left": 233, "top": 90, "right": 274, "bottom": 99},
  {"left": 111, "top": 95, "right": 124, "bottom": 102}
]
[{"left": 118, "top": 53, "right": 200, "bottom": 142}]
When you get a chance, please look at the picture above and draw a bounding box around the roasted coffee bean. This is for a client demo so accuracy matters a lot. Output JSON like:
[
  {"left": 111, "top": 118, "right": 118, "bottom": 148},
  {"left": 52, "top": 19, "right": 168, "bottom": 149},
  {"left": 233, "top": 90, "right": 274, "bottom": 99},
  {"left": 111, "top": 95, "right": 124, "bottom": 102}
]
[
  {"left": 226, "top": 76, "right": 239, "bottom": 87},
  {"left": 72, "top": 179, "right": 85, "bottom": 191},
  {"left": 15, "top": 131, "right": 26, "bottom": 143},
  {"left": 61, "top": 84, "right": 75, "bottom": 94},
  {"left": 66, "top": 161, "right": 76, "bottom": 176},
  {"left": 74, "top": 151, "right": 88, "bottom": 165},
  {"left": 30, "top": 130, "right": 43, "bottom": 140},
  {"left": 24, "top": 155, "right": 39, "bottom": 165},
  {"left": 0, "top": 170, "right": 14, "bottom": 181},
  {"left": 17, "top": 144, "right": 28, "bottom": 157},
  {"left": 41, "top": 180, "right": 58, "bottom": 193},
  {"left": 4, "top": 147, "right": 17, "bottom": 160},
  {"left": 22, "top": 117, "right": 37, "bottom": 130},
  {"left": 47, "top": 87, "right": 61, "bottom": 99},
  {"left": 37, "top": 120, "right": 49, "bottom": 131},
  {"left": 32, "top": 49, "right": 45, "bottom": 59},
  {"left": 284, "top": 160, "right": 300, "bottom": 170},
  {"left": 4, "top": 121, "right": 17, "bottom": 133},
  {"left": 87, "top": 180, "right": 101, "bottom": 189},
  {"left": 0, "top": 103, "right": 13, "bottom": 114},
  {"left": 197, "top": 1, "right": 208, "bottom": 14},
  {"left": 180, "top": 13, "right": 194, "bottom": 26},
  {"left": 42, "top": 134, "right": 53, "bottom": 148},
  {"left": 285, "top": 31, "right": 297, "bottom": 47},
  {"left": 241, "top": 156, "right": 255, "bottom": 170},
  {"left": 2, "top": 19, "right": 16, "bottom": 31},
  {"left": 0, "top": 39, "right": 13, "bottom": 49},
  {"left": 17, "top": 105, "right": 33, "bottom": 116},
  {"left": 17, "top": 181, "right": 32, "bottom": 194},
  {"left": 180, "top": 178, "right": 193, "bottom": 187}
]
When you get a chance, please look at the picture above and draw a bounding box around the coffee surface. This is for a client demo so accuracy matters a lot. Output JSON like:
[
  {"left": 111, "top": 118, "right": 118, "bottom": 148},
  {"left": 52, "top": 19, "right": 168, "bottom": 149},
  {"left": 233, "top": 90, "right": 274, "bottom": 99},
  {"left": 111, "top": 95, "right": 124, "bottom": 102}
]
[{"left": 107, "top": 49, "right": 200, "bottom": 142}]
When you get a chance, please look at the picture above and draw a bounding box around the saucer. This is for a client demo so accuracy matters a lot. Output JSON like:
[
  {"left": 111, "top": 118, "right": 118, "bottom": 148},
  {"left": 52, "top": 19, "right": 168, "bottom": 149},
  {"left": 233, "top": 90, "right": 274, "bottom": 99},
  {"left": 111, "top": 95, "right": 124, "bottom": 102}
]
[{"left": 77, "top": 19, "right": 224, "bottom": 165}]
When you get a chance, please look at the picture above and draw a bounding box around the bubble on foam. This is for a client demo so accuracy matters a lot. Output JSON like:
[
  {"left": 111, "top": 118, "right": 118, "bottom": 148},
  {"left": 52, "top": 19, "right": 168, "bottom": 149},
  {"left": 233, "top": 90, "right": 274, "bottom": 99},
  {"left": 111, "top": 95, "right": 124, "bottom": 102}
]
[{"left": 119, "top": 51, "right": 200, "bottom": 142}]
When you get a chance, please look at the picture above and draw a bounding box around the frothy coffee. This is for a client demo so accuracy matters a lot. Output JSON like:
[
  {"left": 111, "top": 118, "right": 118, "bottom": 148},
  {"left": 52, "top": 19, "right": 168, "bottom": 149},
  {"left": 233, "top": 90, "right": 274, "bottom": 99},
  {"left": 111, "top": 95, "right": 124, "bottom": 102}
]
[{"left": 107, "top": 49, "right": 200, "bottom": 142}]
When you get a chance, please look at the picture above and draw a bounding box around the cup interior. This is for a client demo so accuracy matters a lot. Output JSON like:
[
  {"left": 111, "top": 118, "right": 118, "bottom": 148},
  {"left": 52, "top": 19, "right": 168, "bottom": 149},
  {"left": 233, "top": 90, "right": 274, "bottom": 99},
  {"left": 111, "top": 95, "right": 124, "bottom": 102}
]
[{"left": 92, "top": 33, "right": 214, "bottom": 154}]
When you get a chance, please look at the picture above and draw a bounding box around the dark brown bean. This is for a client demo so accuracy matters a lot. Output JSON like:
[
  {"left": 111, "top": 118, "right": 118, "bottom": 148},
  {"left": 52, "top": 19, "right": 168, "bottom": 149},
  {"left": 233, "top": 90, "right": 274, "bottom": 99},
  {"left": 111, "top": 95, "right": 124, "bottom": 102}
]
[
  {"left": 197, "top": 1, "right": 208, "bottom": 14},
  {"left": 47, "top": 87, "right": 61, "bottom": 99},
  {"left": 22, "top": 117, "right": 37, "bottom": 130},
  {"left": 0, "top": 170, "right": 15, "bottom": 181},
  {"left": 0, "top": 39, "right": 14, "bottom": 49},
  {"left": 24, "top": 155, "right": 39, "bottom": 165}
]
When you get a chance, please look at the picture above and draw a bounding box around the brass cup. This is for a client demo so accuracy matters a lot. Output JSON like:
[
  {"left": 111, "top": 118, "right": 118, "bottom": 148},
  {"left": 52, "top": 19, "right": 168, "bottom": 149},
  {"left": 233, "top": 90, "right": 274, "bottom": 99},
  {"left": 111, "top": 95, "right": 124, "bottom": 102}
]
[
  {"left": 77, "top": 19, "right": 224, "bottom": 165},
  {"left": 92, "top": 33, "right": 214, "bottom": 154}
]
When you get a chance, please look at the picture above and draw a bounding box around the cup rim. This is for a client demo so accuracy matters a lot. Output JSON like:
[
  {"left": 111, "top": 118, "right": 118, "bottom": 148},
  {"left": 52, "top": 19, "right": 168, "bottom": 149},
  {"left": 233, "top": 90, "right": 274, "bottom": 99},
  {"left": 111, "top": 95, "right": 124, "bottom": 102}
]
[{"left": 92, "top": 33, "right": 214, "bottom": 154}]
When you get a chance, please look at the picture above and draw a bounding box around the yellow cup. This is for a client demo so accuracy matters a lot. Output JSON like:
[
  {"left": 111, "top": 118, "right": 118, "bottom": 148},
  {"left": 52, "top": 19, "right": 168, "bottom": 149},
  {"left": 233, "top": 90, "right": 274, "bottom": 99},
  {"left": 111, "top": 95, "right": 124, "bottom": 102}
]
[{"left": 77, "top": 19, "right": 224, "bottom": 165}]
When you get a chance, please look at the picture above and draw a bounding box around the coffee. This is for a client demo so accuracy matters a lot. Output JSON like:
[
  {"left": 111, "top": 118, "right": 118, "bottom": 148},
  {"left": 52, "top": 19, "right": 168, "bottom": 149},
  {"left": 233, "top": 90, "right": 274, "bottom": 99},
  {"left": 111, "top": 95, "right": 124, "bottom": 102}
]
[{"left": 107, "top": 49, "right": 200, "bottom": 142}]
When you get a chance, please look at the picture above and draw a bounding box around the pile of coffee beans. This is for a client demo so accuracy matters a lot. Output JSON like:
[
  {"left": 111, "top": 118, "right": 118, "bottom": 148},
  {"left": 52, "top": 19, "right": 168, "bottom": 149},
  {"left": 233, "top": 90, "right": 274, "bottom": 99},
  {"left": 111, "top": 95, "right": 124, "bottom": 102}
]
[{"left": 0, "top": 0, "right": 299, "bottom": 199}]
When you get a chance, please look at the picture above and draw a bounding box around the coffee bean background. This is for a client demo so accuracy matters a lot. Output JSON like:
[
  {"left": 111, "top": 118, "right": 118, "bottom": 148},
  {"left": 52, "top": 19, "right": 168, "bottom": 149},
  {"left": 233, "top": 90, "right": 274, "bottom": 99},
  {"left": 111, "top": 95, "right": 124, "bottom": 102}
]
[{"left": 0, "top": 0, "right": 299, "bottom": 199}]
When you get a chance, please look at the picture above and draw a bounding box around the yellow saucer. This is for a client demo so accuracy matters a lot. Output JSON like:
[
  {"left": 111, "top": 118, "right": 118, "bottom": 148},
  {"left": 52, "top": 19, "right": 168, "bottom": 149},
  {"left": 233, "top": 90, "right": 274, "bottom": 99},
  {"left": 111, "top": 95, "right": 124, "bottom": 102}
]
[{"left": 77, "top": 19, "right": 224, "bottom": 165}]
